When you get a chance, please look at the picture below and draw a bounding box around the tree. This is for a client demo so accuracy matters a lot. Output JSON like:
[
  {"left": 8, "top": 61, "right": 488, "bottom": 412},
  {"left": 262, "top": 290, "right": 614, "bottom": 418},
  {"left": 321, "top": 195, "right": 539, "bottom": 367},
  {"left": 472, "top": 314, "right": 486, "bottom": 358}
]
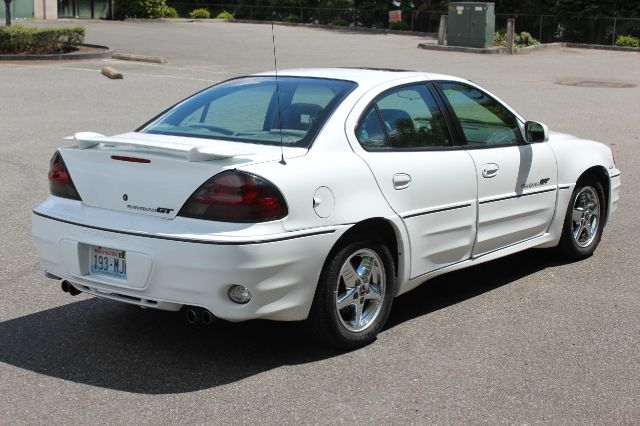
[
  {"left": 4, "top": 0, "right": 11, "bottom": 26},
  {"left": 552, "top": 0, "right": 640, "bottom": 17}
]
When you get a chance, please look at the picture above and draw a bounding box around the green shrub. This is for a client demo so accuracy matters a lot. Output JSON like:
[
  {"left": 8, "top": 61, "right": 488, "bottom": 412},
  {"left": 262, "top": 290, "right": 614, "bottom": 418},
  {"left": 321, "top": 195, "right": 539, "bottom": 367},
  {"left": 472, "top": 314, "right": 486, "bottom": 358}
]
[
  {"left": 389, "top": 21, "right": 409, "bottom": 31},
  {"left": 493, "top": 31, "right": 507, "bottom": 46},
  {"left": 216, "top": 11, "right": 234, "bottom": 20},
  {"left": 0, "top": 25, "right": 85, "bottom": 54},
  {"left": 330, "top": 18, "right": 350, "bottom": 27},
  {"left": 517, "top": 31, "right": 540, "bottom": 47},
  {"left": 189, "top": 8, "right": 210, "bottom": 19},
  {"left": 494, "top": 31, "right": 540, "bottom": 48},
  {"left": 115, "top": 0, "right": 168, "bottom": 19},
  {"left": 615, "top": 35, "right": 640, "bottom": 48},
  {"left": 161, "top": 6, "right": 179, "bottom": 18},
  {"left": 283, "top": 14, "right": 301, "bottom": 23}
]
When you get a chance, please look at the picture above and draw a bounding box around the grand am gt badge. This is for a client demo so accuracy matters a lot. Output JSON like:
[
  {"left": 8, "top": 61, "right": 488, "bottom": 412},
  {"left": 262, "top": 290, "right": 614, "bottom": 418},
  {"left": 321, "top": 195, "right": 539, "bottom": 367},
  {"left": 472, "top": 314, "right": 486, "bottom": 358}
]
[
  {"left": 126, "top": 204, "right": 174, "bottom": 214},
  {"left": 521, "top": 178, "right": 550, "bottom": 189},
  {"left": 122, "top": 194, "right": 174, "bottom": 214}
]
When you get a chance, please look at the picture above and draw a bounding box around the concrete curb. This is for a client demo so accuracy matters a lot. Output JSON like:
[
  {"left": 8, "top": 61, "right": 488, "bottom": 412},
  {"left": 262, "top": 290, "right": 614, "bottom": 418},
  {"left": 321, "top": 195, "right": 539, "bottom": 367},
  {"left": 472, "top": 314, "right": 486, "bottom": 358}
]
[
  {"left": 563, "top": 42, "right": 640, "bottom": 52},
  {"left": 417, "top": 42, "right": 562, "bottom": 54},
  {"left": 417, "top": 41, "right": 639, "bottom": 55},
  {"left": 0, "top": 43, "right": 112, "bottom": 61},
  {"left": 417, "top": 43, "right": 509, "bottom": 54},
  {"left": 124, "top": 18, "right": 194, "bottom": 23},
  {"left": 101, "top": 66, "right": 124, "bottom": 79},
  {"left": 112, "top": 52, "right": 167, "bottom": 64}
]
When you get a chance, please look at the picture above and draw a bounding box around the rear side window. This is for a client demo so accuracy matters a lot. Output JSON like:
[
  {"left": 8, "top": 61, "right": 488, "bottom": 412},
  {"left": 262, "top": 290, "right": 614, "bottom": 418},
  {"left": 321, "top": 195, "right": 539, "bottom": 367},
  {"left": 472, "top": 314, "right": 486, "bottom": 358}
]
[
  {"left": 357, "top": 107, "right": 387, "bottom": 148},
  {"left": 436, "top": 82, "right": 523, "bottom": 147},
  {"left": 356, "top": 84, "right": 452, "bottom": 149}
]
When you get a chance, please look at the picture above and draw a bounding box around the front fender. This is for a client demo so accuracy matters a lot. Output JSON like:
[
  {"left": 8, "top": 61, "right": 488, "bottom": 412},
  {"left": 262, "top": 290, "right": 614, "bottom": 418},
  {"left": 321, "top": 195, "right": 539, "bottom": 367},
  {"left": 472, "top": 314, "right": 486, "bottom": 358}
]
[
  {"left": 547, "top": 132, "right": 617, "bottom": 184},
  {"left": 537, "top": 132, "right": 621, "bottom": 248}
]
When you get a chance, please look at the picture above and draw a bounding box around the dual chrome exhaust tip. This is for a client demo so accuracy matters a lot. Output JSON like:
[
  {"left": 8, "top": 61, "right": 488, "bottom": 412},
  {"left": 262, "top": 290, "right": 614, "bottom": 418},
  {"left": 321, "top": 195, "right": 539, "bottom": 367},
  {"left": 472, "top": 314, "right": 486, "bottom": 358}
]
[{"left": 185, "top": 307, "right": 217, "bottom": 325}]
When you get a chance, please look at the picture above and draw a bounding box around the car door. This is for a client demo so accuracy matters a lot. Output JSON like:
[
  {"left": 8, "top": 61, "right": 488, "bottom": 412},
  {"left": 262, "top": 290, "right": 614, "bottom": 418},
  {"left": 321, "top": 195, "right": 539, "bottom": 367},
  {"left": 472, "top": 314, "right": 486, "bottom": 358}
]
[
  {"left": 434, "top": 81, "right": 558, "bottom": 256},
  {"left": 349, "top": 83, "right": 478, "bottom": 279}
]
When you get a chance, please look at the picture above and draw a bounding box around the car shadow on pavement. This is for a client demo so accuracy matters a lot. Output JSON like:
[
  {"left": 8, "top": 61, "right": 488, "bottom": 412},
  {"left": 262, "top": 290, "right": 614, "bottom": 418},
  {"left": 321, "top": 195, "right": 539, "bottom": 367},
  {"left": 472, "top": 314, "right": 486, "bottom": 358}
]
[
  {"left": 386, "top": 248, "right": 576, "bottom": 329},
  {"left": 0, "top": 297, "right": 339, "bottom": 394},
  {"left": 0, "top": 249, "right": 573, "bottom": 394}
]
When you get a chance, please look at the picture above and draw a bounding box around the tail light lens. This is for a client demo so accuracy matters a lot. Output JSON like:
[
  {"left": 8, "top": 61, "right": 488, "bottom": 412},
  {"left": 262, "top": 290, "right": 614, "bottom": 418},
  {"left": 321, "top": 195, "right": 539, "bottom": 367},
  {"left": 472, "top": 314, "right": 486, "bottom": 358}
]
[
  {"left": 48, "top": 151, "right": 81, "bottom": 200},
  {"left": 178, "top": 171, "right": 288, "bottom": 223}
]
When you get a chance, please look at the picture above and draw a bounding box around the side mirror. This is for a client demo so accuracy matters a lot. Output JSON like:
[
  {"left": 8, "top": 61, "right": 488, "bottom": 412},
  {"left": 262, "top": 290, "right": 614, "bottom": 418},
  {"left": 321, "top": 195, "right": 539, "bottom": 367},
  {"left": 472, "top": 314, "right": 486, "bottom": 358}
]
[{"left": 524, "top": 121, "right": 549, "bottom": 143}]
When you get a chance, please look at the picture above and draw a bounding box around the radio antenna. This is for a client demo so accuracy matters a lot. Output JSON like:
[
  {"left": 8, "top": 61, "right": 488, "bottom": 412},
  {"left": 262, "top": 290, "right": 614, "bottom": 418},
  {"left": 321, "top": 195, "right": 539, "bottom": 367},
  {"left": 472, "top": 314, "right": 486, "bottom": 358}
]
[{"left": 271, "top": 23, "right": 286, "bottom": 165}]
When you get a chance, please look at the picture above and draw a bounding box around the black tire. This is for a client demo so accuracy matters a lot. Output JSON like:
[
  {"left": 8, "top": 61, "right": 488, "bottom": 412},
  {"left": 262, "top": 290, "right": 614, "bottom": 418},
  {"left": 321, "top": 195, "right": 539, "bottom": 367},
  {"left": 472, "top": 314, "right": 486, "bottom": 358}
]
[
  {"left": 307, "top": 236, "right": 396, "bottom": 349},
  {"left": 556, "top": 179, "right": 606, "bottom": 260}
]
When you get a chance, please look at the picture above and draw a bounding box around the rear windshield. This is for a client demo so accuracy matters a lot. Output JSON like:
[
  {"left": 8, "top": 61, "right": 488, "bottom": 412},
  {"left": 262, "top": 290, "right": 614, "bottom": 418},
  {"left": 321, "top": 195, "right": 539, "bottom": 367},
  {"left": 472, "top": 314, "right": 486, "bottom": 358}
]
[{"left": 141, "top": 76, "right": 357, "bottom": 148}]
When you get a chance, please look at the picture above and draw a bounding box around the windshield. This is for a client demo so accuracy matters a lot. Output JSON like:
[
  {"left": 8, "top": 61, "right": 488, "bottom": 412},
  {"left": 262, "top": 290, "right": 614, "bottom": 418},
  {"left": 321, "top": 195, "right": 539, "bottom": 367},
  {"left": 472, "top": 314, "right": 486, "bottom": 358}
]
[{"left": 141, "top": 76, "right": 357, "bottom": 148}]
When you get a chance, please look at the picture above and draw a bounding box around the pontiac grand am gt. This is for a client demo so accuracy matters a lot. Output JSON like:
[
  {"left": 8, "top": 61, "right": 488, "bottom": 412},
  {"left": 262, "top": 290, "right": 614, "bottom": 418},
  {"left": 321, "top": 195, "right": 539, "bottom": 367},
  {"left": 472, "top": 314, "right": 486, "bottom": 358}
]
[{"left": 32, "top": 68, "right": 621, "bottom": 348}]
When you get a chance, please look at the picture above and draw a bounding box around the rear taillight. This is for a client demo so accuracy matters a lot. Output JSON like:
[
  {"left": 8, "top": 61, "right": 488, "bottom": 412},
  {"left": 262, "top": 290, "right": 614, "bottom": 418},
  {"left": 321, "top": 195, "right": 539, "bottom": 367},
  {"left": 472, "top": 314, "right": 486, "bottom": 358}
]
[
  {"left": 178, "top": 171, "right": 287, "bottom": 223},
  {"left": 48, "top": 151, "right": 81, "bottom": 200}
]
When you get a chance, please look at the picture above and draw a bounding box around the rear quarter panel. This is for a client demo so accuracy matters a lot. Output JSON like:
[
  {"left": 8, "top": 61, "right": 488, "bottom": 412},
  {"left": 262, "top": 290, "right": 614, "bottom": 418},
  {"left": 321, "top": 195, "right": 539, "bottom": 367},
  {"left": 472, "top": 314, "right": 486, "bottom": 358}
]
[{"left": 241, "top": 150, "right": 396, "bottom": 232}]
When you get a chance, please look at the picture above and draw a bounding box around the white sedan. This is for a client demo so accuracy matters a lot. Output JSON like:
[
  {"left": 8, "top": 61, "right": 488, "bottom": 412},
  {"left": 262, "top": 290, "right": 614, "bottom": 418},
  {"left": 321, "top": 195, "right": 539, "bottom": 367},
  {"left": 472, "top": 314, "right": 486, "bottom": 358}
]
[{"left": 32, "top": 68, "right": 621, "bottom": 348}]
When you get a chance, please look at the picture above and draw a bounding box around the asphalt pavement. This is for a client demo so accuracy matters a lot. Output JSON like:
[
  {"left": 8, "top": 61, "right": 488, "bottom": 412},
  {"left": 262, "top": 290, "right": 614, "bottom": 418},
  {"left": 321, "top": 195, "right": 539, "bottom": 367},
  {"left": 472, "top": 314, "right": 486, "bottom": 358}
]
[{"left": 0, "top": 20, "right": 638, "bottom": 424}]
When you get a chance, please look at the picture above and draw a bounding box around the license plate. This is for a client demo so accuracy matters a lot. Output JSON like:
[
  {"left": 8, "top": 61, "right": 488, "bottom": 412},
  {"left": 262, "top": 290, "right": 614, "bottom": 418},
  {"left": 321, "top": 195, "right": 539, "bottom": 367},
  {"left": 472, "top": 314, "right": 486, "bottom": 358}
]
[{"left": 90, "top": 246, "right": 127, "bottom": 280}]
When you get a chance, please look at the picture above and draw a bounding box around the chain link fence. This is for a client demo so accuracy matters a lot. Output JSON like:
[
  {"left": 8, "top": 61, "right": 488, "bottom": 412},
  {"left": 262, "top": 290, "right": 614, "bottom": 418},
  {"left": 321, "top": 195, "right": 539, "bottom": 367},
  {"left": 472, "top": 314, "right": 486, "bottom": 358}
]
[
  {"left": 495, "top": 14, "right": 640, "bottom": 45},
  {"left": 413, "top": 11, "right": 640, "bottom": 44},
  {"left": 167, "top": 3, "right": 640, "bottom": 45}
]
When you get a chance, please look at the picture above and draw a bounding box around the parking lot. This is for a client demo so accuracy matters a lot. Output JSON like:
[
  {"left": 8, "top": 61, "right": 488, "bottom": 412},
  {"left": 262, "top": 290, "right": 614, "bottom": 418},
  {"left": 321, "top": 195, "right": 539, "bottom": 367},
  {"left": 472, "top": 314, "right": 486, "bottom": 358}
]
[{"left": 0, "top": 20, "right": 638, "bottom": 424}]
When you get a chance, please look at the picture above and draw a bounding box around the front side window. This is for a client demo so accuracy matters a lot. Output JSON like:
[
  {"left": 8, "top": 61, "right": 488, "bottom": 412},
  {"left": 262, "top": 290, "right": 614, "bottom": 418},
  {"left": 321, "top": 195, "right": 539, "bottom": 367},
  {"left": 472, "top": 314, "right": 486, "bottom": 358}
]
[
  {"left": 356, "top": 84, "right": 452, "bottom": 149},
  {"left": 143, "top": 77, "right": 357, "bottom": 148},
  {"left": 436, "top": 82, "right": 523, "bottom": 147}
]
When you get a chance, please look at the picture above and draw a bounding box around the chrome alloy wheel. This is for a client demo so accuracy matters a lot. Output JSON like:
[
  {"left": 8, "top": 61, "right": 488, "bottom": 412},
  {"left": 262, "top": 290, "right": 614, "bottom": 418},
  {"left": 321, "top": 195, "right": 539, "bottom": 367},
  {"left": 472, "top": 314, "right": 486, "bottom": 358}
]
[
  {"left": 572, "top": 186, "right": 600, "bottom": 248},
  {"left": 334, "top": 249, "right": 386, "bottom": 333}
]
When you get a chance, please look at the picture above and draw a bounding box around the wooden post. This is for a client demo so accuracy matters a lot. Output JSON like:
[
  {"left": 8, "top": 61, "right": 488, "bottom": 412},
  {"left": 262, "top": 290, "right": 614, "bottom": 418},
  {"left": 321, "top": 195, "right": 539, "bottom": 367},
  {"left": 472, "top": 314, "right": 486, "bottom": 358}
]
[
  {"left": 507, "top": 18, "right": 515, "bottom": 54},
  {"left": 437, "top": 14, "right": 448, "bottom": 45}
]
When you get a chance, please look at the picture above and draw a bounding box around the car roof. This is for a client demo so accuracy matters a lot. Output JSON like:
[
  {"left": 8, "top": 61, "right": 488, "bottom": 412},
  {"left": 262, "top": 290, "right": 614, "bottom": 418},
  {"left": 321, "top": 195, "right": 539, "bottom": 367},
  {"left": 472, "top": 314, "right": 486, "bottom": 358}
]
[{"left": 252, "top": 68, "right": 466, "bottom": 90}]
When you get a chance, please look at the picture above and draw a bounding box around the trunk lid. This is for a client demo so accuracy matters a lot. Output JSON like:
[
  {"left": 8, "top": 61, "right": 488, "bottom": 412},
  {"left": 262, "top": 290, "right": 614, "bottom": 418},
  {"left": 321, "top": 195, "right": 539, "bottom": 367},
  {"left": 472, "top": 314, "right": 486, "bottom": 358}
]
[{"left": 60, "top": 132, "right": 305, "bottom": 219}]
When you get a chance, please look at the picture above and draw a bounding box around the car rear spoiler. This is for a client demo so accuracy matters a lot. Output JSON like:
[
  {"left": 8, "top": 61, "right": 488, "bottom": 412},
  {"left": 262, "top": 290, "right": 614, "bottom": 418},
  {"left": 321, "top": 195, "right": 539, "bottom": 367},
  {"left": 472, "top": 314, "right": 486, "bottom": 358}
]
[{"left": 64, "top": 132, "right": 256, "bottom": 162}]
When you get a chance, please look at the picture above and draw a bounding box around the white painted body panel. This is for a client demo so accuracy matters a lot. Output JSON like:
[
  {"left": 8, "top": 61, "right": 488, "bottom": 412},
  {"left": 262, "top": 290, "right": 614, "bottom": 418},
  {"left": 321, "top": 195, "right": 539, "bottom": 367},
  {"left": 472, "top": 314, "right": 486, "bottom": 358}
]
[
  {"left": 353, "top": 150, "right": 477, "bottom": 278},
  {"left": 31, "top": 68, "right": 621, "bottom": 321},
  {"left": 61, "top": 132, "right": 307, "bottom": 220},
  {"left": 466, "top": 144, "right": 558, "bottom": 255},
  {"left": 342, "top": 75, "right": 479, "bottom": 279}
]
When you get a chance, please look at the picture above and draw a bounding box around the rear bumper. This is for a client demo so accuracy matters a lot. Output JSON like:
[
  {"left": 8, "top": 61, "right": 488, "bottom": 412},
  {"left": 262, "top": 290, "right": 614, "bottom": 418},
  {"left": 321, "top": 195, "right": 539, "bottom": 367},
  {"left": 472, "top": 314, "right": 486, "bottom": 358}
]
[{"left": 32, "top": 206, "right": 342, "bottom": 321}]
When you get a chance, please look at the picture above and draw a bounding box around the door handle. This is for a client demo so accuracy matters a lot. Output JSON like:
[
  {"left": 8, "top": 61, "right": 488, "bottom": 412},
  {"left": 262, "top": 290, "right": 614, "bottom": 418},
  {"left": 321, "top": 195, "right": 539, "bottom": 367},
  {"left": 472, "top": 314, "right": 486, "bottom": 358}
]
[
  {"left": 393, "top": 173, "right": 412, "bottom": 190},
  {"left": 482, "top": 163, "right": 499, "bottom": 178}
]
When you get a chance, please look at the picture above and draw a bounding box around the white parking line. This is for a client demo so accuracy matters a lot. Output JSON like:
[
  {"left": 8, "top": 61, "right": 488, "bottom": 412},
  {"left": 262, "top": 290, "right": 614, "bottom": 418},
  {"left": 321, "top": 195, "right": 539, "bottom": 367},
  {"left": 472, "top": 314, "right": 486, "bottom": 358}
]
[{"left": 1, "top": 63, "right": 221, "bottom": 83}]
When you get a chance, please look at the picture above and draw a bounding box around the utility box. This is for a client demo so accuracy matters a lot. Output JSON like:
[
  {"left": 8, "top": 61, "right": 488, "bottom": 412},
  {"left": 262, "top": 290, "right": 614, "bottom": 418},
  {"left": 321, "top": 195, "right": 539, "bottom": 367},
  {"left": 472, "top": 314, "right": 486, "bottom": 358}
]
[{"left": 447, "top": 2, "right": 495, "bottom": 48}]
